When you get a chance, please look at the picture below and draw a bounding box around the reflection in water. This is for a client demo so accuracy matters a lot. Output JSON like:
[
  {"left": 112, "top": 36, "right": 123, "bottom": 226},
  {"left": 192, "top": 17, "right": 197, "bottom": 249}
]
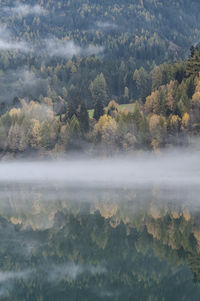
[
  {"left": 0, "top": 154, "right": 200, "bottom": 300},
  {"left": 0, "top": 183, "right": 199, "bottom": 300}
]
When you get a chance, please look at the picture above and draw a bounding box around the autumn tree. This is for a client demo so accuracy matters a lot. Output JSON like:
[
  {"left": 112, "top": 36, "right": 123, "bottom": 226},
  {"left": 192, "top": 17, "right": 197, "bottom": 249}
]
[
  {"left": 107, "top": 100, "right": 119, "bottom": 118},
  {"left": 149, "top": 114, "right": 167, "bottom": 150},
  {"left": 94, "top": 115, "right": 118, "bottom": 149}
]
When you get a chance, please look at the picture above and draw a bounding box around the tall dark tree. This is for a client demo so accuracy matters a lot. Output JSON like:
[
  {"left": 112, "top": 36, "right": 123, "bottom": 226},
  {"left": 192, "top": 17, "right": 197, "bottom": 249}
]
[
  {"left": 66, "top": 101, "right": 77, "bottom": 120},
  {"left": 66, "top": 92, "right": 82, "bottom": 119},
  {"left": 13, "top": 97, "right": 21, "bottom": 108},
  {"left": 0, "top": 102, "right": 6, "bottom": 116},
  {"left": 78, "top": 102, "right": 89, "bottom": 132},
  {"left": 93, "top": 99, "right": 104, "bottom": 121},
  {"left": 186, "top": 47, "right": 200, "bottom": 77}
]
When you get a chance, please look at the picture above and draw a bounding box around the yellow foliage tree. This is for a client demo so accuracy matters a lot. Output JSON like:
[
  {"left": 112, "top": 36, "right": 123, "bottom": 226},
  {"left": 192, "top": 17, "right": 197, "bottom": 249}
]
[
  {"left": 169, "top": 115, "right": 181, "bottom": 133},
  {"left": 181, "top": 113, "right": 190, "bottom": 131},
  {"left": 94, "top": 115, "right": 118, "bottom": 145},
  {"left": 107, "top": 100, "right": 119, "bottom": 118},
  {"left": 145, "top": 90, "right": 160, "bottom": 114},
  {"left": 149, "top": 114, "right": 166, "bottom": 149},
  {"left": 29, "top": 119, "right": 42, "bottom": 149}
]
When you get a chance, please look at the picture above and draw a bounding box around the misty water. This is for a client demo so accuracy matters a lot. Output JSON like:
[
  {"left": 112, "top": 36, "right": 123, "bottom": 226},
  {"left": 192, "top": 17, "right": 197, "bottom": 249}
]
[{"left": 1, "top": 151, "right": 200, "bottom": 300}]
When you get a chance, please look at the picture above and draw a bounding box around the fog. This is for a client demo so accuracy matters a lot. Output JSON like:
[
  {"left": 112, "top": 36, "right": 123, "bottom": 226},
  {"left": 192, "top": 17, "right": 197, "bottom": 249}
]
[
  {"left": 44, "top": 38, "right": 104, "bottom": 58},
  {"left": 0, "top": 67, "right": 47, "bottom": 103},
  {"left": 96, "top": 21, "right": 118, "bottom": 30},
  {"left": 0, "top": 26, "right": 29, "bottom": 52},
  {"left": 0, "top": 150, "right": 199, "bottom": 187},
  {"left": 3, "top": 3, "right": 46, "bottom": 16},
  {"left": 0, "top": 149, "right": 200, "bottom": 220},
  {"left": 0, "top": 25, "right": 104, "bottom": 57}
]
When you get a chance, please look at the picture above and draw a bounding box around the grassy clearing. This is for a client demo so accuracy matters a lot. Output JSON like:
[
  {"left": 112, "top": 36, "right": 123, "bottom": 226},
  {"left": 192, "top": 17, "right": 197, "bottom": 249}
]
[{"left": 88, "top": 103, "right": 135, "bottom": 118}]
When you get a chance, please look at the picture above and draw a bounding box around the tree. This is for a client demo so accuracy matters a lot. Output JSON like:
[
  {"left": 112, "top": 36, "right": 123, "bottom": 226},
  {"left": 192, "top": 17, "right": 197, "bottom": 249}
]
[
  {"left": 68, "top": 115, "right": 82, "bottom": 149},
  {"left": 40, "top": 121, "right": 53, "bottom": 149},
  {"left": 191, "top": 91, "right": 200, "bottom": 123},
  {"left": 94, "top": 115, "right": 118, "bottom": 146},
  {"left": 78, "top": 102, "right": 89, "bottom": 132},
  {"left": 29, "top": 119, "right": 41, "bottom": 150},
  {"left": 107, "top": 100, "right": 119, "bottom": 118},
  {"left": 133, "top": 67, "right": 151, "bottom": 100},
  {"left": 0, "top": 120, "right": 6, "bottom": 151},
  {"left": 12, "top": 97, "right": 21, "bottom": 108},
  {"left": 145, "top": 90, "right": 160, "bottom": 114},
  {"left": 181, "top": 113, "right": 190, "bottom": 131},
  {"left": 132, "top": 101, "right": 143, "bottom": 130},
  {"left": 7, "top": 124, "right": 21, "bottom": 152},
  {"left": 149, "top": 114, "right": 167, "bottom": 149},
  {"left": 89, "top": 73, "right": 108, "bottom": 105},
  {"left": 66, "top": 101, "right": 77, "bottom": 119},
  {"left": 168, "top": 115, "right": 181, "bottom": 134},
  {"left": 185, "top": 47, "right": 200, "bottom": 77},
  {"left": 53, "top": 97, "right": 67, "bottom": 121},
  {"left": 59, "top": 122, "right": 70, "bottom": 150},
  {"left": 93, "top": 99, "right": 104, "bottom": 121},
  {"left": 0, "top": 102, "right": 6, "bottom": 116}
]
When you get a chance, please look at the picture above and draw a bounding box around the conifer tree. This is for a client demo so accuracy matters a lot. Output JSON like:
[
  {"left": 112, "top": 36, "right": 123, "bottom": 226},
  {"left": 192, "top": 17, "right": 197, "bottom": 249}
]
[
  {"left": 93, "top": 99, "right": 104, "bottom": 121},
  {"left": 78, "top": 102, "right": 89, "bottom": 132}
]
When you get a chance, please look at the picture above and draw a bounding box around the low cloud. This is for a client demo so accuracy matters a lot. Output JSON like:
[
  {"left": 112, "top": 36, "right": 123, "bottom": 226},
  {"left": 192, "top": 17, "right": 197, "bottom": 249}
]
[
  {"left": 96, "top": 21, "right": 118, "bottom": 30},
  {"left": 0, "top": 26, "right": 103, "bottom": 57},
  {"left": 0, "top": 25, "right": 29, "bottom": 52},
  {"left": 86, "top": 44, "right": 104, "bottom": 56},
  {"left": 1, "top": 150, "right": 200, "bottom": 188},
  {"left": 0, "top": 39, "right": 28, "bottom": 51},
  {"left": 0, "top": 67, "right": 47, "bottom": 103},
  {"left": 44, "top": 38, "right": 104, "bottom": 58},
  {"left": 3, "top": 3, "right": 46, "bottom": 16}
]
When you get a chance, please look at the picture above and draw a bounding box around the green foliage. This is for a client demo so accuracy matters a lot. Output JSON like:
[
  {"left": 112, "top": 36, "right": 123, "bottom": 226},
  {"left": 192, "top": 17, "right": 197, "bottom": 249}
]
[
  {"left": 78, "top": 102, "right": 89, "bottom": 132},
  {"left": 186, "top": 47, "right": 200, "bottom": 77},
  {"left": 93, "top": 99, "right": 104, "bottom": 121},
  {"left": 89, "top": 73, "right": 108, "bottom": 105},
  {"left": 1, "top": 0, "right": 200, "bottom": 109}
]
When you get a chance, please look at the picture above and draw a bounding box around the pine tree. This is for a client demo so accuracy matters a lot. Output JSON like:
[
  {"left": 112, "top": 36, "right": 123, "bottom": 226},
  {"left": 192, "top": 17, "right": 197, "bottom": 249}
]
[
  {"left": 78, "top": 102, "right": 89, "bottom": 132},
  {"left": 93, "top": 99, "right": 104, "bottom": 121},
  {"left": 66, "top": 101, "right": 77, "bottom": 119},
  {"left": 186, "top": 47, "right": 200, "bottom": 77},
  {"left": 89, "top": 73, "right": 108, "bottom": 105}
]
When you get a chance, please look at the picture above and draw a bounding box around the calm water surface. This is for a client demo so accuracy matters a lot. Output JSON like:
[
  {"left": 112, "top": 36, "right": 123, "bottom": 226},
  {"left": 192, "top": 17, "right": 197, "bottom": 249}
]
[
  {"left": 1, "top": 153, "right": 200, "bottom": 300},
  {"left": 0, "top": 181, "right": 200, "bottom": 301}
]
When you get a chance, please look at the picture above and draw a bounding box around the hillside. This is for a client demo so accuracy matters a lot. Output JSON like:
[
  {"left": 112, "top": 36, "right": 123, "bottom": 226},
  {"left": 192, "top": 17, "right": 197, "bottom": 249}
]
[{"left": 0, "top": 0, "right": 200, "bottom": 111}]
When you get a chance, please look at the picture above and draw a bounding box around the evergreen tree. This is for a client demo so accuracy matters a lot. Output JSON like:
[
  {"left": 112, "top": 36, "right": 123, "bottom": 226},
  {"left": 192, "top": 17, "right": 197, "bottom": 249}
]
[
  {"left": 69, "top": 115, "right": 82, "bottom": 149},
  {"left": 0, "top": 102, "right": 6, "bottom": 116},
  {"left": 89, "top": 73, "right": 108, "bottom": 105},
  {"left": 186, "top": 47, "right": 200, "bottom": 77},
  {"left": 93, "top": 99, "right": 104, "bottom": 121},
  {"left": 13, "top": 97, "right": 21, "bottom": 108},
  {"left": 78, "top": 102, "right": 89, "bottom": 132},
  {"left": 66, "top": 101, "right": 77, "bottom": 119}
]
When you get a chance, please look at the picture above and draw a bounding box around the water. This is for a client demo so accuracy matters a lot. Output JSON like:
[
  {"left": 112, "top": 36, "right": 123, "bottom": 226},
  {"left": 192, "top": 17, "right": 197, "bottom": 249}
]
[{"left": 0, "top": 154, "right": 200, "bottom": 300}]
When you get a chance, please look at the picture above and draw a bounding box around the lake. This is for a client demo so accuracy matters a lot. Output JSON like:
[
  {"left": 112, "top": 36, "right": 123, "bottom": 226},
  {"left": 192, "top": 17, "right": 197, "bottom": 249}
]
[{"left": 0, "top": 153, "right": 200, "bottom": 300}]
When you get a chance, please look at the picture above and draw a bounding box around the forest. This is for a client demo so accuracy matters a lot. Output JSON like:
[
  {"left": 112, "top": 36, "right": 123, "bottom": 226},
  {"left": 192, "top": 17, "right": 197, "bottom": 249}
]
[
  {"left": 0, "top": 47, "right": 200, "bottom": 157},
  {"left": 1, "top": 0, "right": 200, "bottom": 156}
]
